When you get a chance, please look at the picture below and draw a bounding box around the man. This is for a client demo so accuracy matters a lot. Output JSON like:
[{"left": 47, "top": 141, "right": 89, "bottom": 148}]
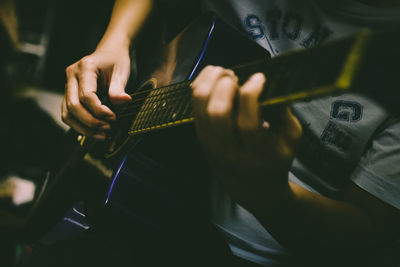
[{"left": 59, "top": 0, "right": 400, "bottom": 266}]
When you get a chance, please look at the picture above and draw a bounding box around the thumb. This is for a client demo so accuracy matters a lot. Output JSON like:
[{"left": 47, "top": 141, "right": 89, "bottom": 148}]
[{"left": 108, "top": 66, "right": 132, "bottom": 105}]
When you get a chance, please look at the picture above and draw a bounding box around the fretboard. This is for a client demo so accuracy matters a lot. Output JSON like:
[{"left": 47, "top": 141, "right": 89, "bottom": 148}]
[{"left": 124, "top": 30, "right": 369, "bottom": 136}]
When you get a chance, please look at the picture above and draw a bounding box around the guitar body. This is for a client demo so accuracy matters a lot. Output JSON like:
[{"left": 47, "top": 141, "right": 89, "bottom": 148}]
[{"left": 24, "top": 13, "right": 270, "bottom": 241}]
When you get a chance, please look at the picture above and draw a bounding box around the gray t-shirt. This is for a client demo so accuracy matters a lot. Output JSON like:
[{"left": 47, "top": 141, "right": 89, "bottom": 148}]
[{"left": 204, "top": 0, "right": 400, "bottom": 265}]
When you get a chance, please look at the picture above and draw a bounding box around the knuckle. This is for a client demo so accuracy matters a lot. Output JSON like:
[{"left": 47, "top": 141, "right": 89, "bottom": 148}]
[
  {"left": 65, "top": 65, "right": 75, "bottom": 76},
  {"left": 212, "top": 66, "right": 224, "bottom": 74},
  {"left": 239, "top": 87, "right": 256, "bottom": 101},
  {"left": 205, "top": 65, "right": 224, "bottom": 75},
  {"left": 79, "top": 92, "right": 92, "bottom": 104},
  {"left": 225, "top": 69, "right": 235, "bottom": 76},
  {"left": 222, "top": 69, "right": 237, "bottom": 80},
  {"left": 61, "top": 110, "right": 69, "bottom": 123},
  {"left": 79, "top": 56, "right": 95, "bottom": 68},
  {"left": 219, "top": 75, "right": 238, "bottom": 88},
  {"left": 66, "top": 99, "right": 78, "bottom": 111},
  {"left": 203, "top": 65, "right": 216, "bottom": 72},
  {"left": 87, "top": 120, "right": 101, "bottom": 128},
  {"left": 192, "top": 85, "right": 210, "bottom": 100},
  {"left": 229, "top": 74, "right": 239, "bottom": 84}
]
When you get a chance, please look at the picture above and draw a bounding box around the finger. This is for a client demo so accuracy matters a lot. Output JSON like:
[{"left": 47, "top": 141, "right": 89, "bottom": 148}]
[
  {"left": 108, "top": 65, "right": 132, "bottom": 105},
  {"left": 192, "top": 66, "right": 235, "bottom": 124},
  {"left": 62, "top": 97, "right": 107, "bottom": 140},
  {"left": 205, "top": 74, "right": 238, "bottom": 143},
  {"left": 77, "top": 57, "right": 116, "bottom": 120},
  {"left": 279, "top": 107, "right": 303, "bottom": 145},
  {"left": 65, "top": 74, "right": 112, "bottom": 130},
  {"left": 237, "top": 73, "right": 268, "bottom": 147},
  {"left": 262, "top": 106, "right": 302, "bottom": 141}
]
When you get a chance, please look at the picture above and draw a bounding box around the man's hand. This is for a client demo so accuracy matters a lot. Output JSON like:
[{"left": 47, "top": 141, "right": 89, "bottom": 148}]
[
  {"left": 191, "top": 66, "right": 302, "bottom": 210},
  {"left": 192, "top": 66, "right": 400, "bottom": 257},
  {"left": 61, "top": 0, "right": 154, "bottom": 139},
  {"left": 62, "top": 48, "right": 132, "bottom": 139}
]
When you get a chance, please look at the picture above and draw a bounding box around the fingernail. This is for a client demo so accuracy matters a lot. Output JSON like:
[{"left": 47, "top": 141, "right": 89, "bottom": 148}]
[
  {"left": 100, "top": 124, "right": 111, "bottom": 130},
  {"left": 119, "top": 93, "right": 132, "bottom": 100},
  {"left": 107, "top": 114, "right": 116, "bottom": 121},
  {"left": 94, "top": 133, "right": 106, "bottom": 140}
]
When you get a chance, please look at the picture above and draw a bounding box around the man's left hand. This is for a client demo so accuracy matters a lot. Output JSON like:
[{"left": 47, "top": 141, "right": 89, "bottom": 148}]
[{"left": 191, "top": 66, "right": 302, "bottom": 209}]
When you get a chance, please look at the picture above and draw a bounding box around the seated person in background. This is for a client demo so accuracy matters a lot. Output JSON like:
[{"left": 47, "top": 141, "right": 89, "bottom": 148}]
[{"left": 27, "top": 0, "right": 400, "bottom": 266}]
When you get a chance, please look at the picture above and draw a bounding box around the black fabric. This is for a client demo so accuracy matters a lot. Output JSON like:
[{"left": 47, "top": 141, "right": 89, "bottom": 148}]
[
  {"left": 156, "top": 0, "right": 203, "bottom": 41},
  {"left": 21, "top": 219, "right": 236, "bottom": 267}
]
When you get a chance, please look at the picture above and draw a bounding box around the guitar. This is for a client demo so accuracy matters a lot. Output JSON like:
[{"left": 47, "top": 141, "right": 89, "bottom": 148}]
[{"left": 24, "top": 13, "right": 400, "bottom": 241}]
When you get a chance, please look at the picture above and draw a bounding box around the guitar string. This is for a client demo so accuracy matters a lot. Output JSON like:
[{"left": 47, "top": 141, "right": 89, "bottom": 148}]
[
  {"left": 127, "top": 92, "right": 193, "bottom": 131},
  {"left": 114, "top": 87, "right": 190, "bottom": 131},
  {"left": 120, "top": 85, "right": 190, "bottom": 114},
  {"left": 116, "top": 84, "right": 191, "bottom": 123},
  {"left": 118, "top": 85, "right": 192, "bottom": 118},
  {"left": 124, "top": 93, "right": 192, "bottom": 131},
  {"left": 124, "top": 80, "right": 191, "bottom": 102}
]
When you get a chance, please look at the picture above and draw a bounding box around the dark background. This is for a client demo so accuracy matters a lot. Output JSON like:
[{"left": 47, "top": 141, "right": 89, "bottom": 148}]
[{"left": 14, "top": 0, "right": 114, "bottom": 91}]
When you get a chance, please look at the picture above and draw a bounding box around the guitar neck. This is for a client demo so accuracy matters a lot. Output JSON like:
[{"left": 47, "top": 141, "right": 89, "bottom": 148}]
[{"left": 124, "top": 30, "right": 372, "bottom": 136}]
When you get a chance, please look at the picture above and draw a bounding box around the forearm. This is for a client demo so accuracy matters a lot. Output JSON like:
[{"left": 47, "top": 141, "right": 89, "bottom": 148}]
[
  {"left": 97, "top": 0, "right": 153, "bottom": 50},
  {"left": 244, "top": 181, "right": 397, "bottom": 255}
]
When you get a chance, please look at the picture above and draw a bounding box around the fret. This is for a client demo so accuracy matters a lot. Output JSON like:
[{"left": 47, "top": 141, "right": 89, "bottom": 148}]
[
  {"left": 130, "top": 84, "right": 182, "bottom": 132},
  {"left": 157, "top": 89, "right": 171, "bottom": 128},
  {"left": 160, "top": 97, "right": 170, "bottom": 122},
  {"left": 165, "top": 84, "right": 182, "bottom": 123},
  {"left": 152, "top": 88, "right": 166, "bottom": 127},
  {"left": 158, "top": 86, "right": 172, "bottom": 125},
  {"left": 167, "top": 86, "right": 182, "bottom": 123},
  {"left": 175, "top": 82, "right": 192, "bottom": 118},
  {"left": 128, "top": 94, "right": 148, "bottom": 132},
  {"left": 178, "top": 87, "right": 193, "bottom": 120},
  {"left": 146, "top": 87, "right": 165, "bottom": 129},
  {"left": 175, "top": 88, "right": 191, "bottom": 121},
  {"left": 166, "top": 86, "right": 181, "bottom": 124},
  {"left": 151, "top": 86, "right": 171, "bottom": 127},
  {"left": 141, "top": 82, "right": 191, "bottom": 130},
  {"left": 146, "top": 87, "right": 164, "bottom": 127},
  {"left": 136, "top": 89, "right": 156, "bottom": 131},
  {"left": 179, "top": 91, "right": 193, "bottom": 120},
  {"left": 130, "top": 111, "right": 140, "bottom": 132}
]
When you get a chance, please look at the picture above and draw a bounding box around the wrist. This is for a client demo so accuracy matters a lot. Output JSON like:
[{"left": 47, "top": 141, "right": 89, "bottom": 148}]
[{"left": 96, "top": 31, "right": 131, "bottom": 52}]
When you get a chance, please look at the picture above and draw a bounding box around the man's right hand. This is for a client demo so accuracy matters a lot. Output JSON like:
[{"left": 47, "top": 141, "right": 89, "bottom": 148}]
[{"left": 62, "top": 48, "right": 132, "bottom": 139}]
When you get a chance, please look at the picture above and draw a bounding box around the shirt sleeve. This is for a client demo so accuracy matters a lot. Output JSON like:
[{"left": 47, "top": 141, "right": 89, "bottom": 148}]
[{"left": 351, "top": 118, "right": 400, "bottom": 210}]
